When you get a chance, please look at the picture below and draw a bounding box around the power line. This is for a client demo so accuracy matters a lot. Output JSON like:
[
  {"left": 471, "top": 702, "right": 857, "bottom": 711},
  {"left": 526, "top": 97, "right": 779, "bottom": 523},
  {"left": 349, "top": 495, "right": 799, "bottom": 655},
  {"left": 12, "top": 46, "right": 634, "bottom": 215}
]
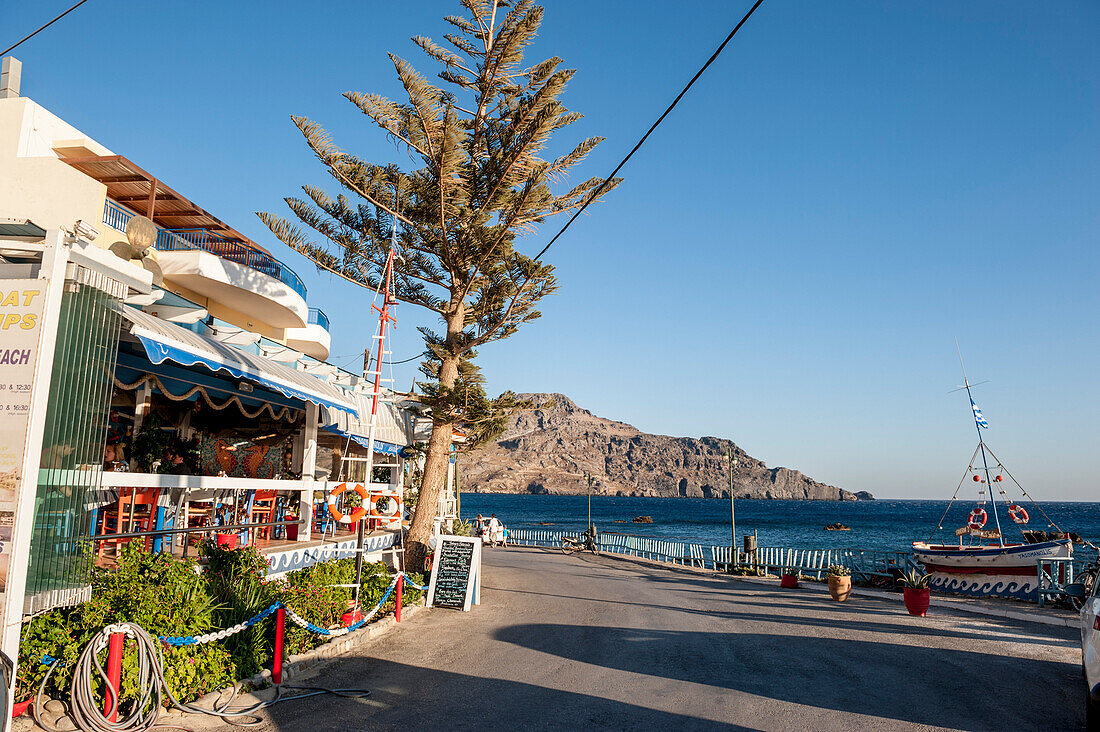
[
  {"left": 385, "top": 351, "right": 428, "bottom": 365},
  {"left": 533, "top": 0, "right": 766, "bottom": 261},
  {"left": 1, "top": 0, "right": 94, "bottom": 57}
]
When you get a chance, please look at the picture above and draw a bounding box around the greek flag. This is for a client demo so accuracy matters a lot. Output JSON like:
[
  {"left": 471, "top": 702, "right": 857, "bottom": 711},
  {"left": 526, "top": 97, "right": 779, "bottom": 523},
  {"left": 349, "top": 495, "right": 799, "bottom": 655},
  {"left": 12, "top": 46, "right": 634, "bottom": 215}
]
[{"left": 971, "top": 398, "right": 989, "bottom": 429}]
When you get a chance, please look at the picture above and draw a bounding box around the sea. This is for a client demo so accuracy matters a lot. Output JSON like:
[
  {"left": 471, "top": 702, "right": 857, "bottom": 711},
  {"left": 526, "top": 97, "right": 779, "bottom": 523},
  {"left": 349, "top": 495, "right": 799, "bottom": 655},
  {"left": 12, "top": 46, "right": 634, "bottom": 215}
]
[{"left": 460, "top": 495, "right": 1100, "bottom": 554}]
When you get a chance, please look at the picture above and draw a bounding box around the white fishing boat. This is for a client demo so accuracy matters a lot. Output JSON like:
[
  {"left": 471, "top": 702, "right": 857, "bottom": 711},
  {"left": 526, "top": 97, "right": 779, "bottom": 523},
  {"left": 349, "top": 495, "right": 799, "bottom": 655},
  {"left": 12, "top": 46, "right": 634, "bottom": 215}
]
[{"left": 912, "top": 351, "right": 1072, "bottom": 601}]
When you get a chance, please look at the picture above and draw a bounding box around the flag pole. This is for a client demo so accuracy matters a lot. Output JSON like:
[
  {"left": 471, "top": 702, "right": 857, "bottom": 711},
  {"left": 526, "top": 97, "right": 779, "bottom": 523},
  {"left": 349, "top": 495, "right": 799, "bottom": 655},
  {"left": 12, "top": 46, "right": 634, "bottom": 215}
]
[{"left": 956, "top": 341, "right": 1004, "bottom": 546}]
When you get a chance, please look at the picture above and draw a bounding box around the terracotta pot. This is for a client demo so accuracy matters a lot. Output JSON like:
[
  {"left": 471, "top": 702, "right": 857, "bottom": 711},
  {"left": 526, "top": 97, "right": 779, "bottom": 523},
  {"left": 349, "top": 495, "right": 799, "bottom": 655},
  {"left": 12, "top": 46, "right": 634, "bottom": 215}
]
[
  {"left": 341, "top": 606, "right": 363, "bottom": 626},
  {"left": 779, "top": 573, "right": 799, "bottom": 589},
  {"left": 828, "top": 575, "right": 852, "bottom": 602},
  {"left": 215, "top": 533, "right": 239, "bottom": 549},
  {"left": 11, "top": 699, "right": 31, "bottom": 718},
  {"left": 903, "top": 587, "right": 930, "bottom": 617}
]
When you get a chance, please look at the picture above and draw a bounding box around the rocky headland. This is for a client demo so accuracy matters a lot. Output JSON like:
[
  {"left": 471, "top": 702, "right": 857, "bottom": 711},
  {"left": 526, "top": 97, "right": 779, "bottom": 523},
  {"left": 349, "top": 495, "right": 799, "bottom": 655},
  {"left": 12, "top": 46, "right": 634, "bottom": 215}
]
[{"left": 460, "top": 393, "right": 872, "bottom": 501}]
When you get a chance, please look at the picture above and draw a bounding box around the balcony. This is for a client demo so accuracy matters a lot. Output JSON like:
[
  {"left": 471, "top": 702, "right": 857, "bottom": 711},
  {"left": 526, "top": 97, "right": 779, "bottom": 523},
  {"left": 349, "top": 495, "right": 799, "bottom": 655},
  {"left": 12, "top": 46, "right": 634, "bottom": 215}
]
[
  {"left": 104, "top": 200, "right": 309, "bottom": 329},
  {"left": 308, "top": 308, "right": 330, "bottom": 331},
  {"left": 105, "top": 201, "right": 307, "bottom": 299},
  {"left": 287, "top": 307, "right": 332, "bottom": 361}
]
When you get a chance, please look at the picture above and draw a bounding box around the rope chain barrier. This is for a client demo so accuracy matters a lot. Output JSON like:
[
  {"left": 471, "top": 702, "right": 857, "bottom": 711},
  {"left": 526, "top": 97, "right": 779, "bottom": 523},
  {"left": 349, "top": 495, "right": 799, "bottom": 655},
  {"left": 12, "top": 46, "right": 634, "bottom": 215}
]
[{"left": 28, "top": 572, "right": 426, "bottom": 731}]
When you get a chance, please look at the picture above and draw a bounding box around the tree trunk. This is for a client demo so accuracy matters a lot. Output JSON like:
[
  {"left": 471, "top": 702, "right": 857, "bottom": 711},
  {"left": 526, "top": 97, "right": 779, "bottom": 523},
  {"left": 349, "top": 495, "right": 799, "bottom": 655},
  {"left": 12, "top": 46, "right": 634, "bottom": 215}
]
[
  {"left": 405, "top": 329, "right": 462, "bottom": 571},
  {"left": 405, "top": 414, "right": 454, "bottom": 570}
]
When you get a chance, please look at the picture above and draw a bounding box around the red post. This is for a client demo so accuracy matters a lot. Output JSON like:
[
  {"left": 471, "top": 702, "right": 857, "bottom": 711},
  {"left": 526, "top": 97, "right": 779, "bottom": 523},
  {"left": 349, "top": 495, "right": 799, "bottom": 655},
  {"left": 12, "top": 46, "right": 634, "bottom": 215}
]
[
  {"left": 272, "top": 608, "right": 285, "bottom": 684},
  {"left": 104, "top": 632, "right": 124, "bottom": 721},
  {"left": 395, "top": 574, "right": 403, "bottom": 623}
]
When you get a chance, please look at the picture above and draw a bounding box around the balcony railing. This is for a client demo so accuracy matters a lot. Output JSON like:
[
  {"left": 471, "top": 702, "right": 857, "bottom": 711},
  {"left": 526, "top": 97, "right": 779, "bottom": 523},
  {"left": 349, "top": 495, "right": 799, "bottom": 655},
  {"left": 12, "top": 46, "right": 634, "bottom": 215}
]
[
  {"left": 103, "top": 199, "right": 132, "bottom": 233},
  {"left": 307, "top": 308, "right": 330, "bottom": 331},
  {"left": 103, "top": 200, "right": 307, "bottom": 300}
]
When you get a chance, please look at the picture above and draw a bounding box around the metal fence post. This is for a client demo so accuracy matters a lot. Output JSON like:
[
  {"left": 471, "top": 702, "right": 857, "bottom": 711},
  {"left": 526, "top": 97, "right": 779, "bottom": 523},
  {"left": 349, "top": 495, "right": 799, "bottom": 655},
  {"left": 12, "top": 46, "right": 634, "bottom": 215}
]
[
  {"left": 396, "top": 574, "right": 404, "bottom": 623},
  {"left": 104, "top": 632, "right": 124, "bottom": 721},
  {"left": 273, "top": 608, "right": 286, "bottom": 684}
]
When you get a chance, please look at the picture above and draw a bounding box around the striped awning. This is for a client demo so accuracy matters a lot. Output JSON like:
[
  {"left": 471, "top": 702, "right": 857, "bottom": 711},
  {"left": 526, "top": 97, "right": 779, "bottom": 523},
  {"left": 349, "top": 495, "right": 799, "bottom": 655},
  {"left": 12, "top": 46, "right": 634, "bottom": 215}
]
[{"left": 120, "top": 305, "right": 357, "bottom": 415}]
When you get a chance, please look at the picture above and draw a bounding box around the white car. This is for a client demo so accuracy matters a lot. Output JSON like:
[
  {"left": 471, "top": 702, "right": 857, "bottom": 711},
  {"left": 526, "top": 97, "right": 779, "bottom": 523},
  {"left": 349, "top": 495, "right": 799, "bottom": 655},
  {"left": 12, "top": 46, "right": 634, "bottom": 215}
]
[{"left": 1077, "top": 573, "right": 1100, "bottom": 729}]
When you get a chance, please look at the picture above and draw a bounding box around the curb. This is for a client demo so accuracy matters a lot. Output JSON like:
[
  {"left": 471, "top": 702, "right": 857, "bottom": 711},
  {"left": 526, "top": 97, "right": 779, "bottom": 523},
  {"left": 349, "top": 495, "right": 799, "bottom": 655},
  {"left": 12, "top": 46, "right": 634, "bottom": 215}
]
[
  {"left": 256, "top": 600, "right": 426, "bottom": 686},
  {"left": 196, "top": 600, "right": 427, "bottom": 705},
  {"left": 727, "top": 574, "right": 1079, "bottom": 628},
  {"left": 576, "top": 547, "right": 1079, "bottom": 629}
]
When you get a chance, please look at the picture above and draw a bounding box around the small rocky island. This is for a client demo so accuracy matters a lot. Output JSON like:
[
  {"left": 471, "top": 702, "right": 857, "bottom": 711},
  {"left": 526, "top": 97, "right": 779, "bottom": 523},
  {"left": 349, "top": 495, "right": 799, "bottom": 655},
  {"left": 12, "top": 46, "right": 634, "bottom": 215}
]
[{"left": 461, "top": 393, "right": 873, "bottom": 501}]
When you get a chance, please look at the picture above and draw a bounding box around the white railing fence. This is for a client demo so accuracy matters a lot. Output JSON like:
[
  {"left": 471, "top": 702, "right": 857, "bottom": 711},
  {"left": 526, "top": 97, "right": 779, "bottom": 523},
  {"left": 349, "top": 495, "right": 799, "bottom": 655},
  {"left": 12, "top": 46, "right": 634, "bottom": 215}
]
[{"left": 506, "top": 529, "right": 922, "bottom": 578}]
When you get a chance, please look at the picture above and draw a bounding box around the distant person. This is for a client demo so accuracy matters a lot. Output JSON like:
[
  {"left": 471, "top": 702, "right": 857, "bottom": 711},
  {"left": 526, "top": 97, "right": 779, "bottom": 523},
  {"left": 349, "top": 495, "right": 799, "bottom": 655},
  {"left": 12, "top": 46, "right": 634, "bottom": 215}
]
[
  {"left": 166, "top": 444, "right": 191, "bottom": 475},
  {"left": 488, "top": 514, "right": 503, "bottom": 546},
  {"left": 474, "top": 514, "right": 485, "bottom": 537},
  {"left": 584, "top": 523, "right": 598, "bottom": 552}
]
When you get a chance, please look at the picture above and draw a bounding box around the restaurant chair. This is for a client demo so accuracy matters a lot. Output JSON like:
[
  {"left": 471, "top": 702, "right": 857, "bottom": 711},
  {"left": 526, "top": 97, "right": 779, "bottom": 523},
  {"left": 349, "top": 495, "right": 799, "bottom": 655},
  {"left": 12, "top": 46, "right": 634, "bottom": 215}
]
[
  {"left": 249, "top": 490, "right": 278, "bottom": 542},
  {"left": 98, "top": 487, "right": 161, "bottom": 557}
]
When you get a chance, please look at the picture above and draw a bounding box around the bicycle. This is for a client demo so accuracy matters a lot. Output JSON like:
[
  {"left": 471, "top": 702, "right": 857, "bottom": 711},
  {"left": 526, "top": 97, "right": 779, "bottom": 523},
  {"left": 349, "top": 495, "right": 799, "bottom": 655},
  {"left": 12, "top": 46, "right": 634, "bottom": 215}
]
[{"left": 559, "top": 535, "right": 599, "bottom": 556}]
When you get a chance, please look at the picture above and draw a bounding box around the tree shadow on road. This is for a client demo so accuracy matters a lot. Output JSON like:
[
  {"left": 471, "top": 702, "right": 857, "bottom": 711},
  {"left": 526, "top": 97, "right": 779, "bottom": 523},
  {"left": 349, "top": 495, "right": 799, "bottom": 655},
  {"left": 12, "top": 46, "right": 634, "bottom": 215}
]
[
  {"left": 483, "top": 584, "right": 1077, "bottom": 649},
  {"left": 264, "top": 656, "right": 755, "bottom": 732},
  {"left": 492, "top": 623, "right": 1083, "bottom": 730}
]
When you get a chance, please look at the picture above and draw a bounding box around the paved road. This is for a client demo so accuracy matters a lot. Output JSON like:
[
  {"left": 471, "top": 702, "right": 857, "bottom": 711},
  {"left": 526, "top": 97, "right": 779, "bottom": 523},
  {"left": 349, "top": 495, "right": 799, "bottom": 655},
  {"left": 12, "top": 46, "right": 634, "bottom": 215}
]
[{"left": 249, "top": 546, "right": 1084, "bottom": 731}]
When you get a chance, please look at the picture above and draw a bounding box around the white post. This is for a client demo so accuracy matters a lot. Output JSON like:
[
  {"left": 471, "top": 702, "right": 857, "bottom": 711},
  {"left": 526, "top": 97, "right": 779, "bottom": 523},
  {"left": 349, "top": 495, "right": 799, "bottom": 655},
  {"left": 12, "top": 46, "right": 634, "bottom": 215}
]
[
  {"left": 132, "top": 381, "right": 152, "bottom": 433},
  {"left": 0, "top": 231, "right": 69, "bottom": 710},
  {"left": 298, "top": 403, "right": 318, "bottom": 542}
]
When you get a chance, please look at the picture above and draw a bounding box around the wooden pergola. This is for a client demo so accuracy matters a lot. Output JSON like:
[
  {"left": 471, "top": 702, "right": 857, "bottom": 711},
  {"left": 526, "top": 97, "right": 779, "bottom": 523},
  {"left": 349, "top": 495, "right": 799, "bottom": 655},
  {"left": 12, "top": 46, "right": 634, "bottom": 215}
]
[{"left": 62, "top": 155, "right": 269, "bottom": 253}]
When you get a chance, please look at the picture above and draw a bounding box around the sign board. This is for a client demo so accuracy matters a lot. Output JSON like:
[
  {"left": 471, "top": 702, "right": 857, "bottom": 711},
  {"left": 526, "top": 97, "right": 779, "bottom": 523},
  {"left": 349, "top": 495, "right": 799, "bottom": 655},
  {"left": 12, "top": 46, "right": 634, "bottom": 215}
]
[
  {"left": 0, "top": 281, "right": 46, "bottom": 633},
  {"left": 426, "top": 535, "right": 481, "bottom": 611}
]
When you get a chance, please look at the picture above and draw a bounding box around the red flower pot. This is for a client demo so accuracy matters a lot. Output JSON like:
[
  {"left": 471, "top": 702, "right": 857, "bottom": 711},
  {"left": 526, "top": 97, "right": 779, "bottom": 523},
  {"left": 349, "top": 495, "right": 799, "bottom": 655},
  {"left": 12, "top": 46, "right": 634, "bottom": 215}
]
[
  {"left": 12, "top": 699, "right": 31, "bottom": 718},
  {"left": 215, "top": 533, "right": 239, "bottom": 549},
  {"left": 341, "top": 607, "right": 363, "bottom": 626},
  {"left": 903, "top": 587, "right": 930, "bottom": 617},
  {"left": 779, "top": 573, "right": 799, "bottom": 589}
]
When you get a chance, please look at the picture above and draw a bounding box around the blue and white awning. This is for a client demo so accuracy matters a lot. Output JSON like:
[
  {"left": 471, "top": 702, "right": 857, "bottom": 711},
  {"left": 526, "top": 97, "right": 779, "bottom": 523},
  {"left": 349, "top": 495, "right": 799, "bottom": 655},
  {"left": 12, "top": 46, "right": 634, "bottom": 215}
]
[
  {"left": 320, "top": 391, "right": 413, "bottom": 449},
  {"left": 322, "top": 426, "right": 403, "bottom": 455},
  {"left": 120, "top": 305, "right": 358, "bottom": 415}
]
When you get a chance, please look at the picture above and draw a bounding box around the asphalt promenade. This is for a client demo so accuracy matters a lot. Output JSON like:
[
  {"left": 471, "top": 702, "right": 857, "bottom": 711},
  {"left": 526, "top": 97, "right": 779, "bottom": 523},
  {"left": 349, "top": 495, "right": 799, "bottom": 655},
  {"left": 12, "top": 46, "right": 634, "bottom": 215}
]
[{"left": 243, "top": 546, "right": 1083, "bottom": 731}]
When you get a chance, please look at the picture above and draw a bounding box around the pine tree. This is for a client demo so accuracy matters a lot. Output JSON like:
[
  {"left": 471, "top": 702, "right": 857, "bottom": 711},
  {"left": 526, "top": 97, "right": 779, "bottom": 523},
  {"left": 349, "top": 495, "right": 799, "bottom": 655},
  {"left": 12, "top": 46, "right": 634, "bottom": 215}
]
[{"left": 257, "top": 0, "right": 619, "bottom": 569}]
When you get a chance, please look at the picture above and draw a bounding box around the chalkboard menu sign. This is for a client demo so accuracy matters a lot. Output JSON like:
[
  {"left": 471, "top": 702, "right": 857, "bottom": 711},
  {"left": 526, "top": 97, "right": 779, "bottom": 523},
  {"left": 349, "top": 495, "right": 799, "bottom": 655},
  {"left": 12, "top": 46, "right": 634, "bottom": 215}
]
[{"left": 427, "top": 536, "right": 481, "bottom": 611}]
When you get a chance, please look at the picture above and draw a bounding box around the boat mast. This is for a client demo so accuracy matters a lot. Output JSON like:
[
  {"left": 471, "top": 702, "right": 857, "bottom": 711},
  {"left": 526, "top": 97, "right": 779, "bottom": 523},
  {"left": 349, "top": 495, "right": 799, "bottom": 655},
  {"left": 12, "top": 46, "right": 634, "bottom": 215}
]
[
  {"left": 957, "top": 343, "right": 1004, "bottom": 546},
  {"left": 364, "top": 218, "right": 399, "bottom": 483}
]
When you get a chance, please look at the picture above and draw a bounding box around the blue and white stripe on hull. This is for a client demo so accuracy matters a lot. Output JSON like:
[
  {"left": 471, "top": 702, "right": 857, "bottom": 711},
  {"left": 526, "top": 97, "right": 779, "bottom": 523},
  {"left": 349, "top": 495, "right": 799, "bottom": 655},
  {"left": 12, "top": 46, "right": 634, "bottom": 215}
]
[{"left": 927, "top": 573, "right": 1036, "bottom": 602}]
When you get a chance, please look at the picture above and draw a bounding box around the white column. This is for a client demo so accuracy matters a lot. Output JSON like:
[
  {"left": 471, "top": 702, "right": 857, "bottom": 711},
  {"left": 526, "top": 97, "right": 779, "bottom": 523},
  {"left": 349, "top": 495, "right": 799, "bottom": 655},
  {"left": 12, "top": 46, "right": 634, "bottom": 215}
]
[
  {"left": 1, "top": 230, "right": 68, "bottom": 708},
  {"left": 298, "top": 403, "right": 318, "bottom": 542},
  {"left": 132, "top": 382, "right": 152, "bottom": 433}
]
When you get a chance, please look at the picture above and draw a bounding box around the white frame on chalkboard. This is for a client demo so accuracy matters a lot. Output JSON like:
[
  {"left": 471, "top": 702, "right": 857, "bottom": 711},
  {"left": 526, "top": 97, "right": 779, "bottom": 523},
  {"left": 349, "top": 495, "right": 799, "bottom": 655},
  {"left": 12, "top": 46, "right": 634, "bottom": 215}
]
[{"left": 426, "top": 535, "right": 482, "bottom": 611}]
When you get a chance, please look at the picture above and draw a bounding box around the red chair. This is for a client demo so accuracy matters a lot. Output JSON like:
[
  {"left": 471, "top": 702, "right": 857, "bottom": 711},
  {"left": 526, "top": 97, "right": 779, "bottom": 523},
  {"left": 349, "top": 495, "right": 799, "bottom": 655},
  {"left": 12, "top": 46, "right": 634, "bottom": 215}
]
[
  {"left": 249, "top": 490, "right": 278, "bottom": 541},
  {"left": 99, "top": 487, "right": 161, "bottom": 556}
]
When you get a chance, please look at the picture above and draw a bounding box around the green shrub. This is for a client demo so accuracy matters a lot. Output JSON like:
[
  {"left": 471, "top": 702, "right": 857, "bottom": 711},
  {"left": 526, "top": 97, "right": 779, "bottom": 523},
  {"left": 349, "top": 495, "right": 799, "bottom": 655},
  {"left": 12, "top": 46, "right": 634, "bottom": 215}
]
[
  {"left": 200, "top": 541, "right": 279, "bottom": 679},
  {"left": 17, "top": 545, "right": 417, "bottom": 703}
]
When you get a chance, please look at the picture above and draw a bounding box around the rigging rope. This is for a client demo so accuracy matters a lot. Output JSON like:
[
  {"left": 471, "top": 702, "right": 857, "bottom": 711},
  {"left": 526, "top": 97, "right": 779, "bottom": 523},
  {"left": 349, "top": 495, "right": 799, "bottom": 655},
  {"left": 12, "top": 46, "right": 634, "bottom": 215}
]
[
  {"left": 982, "top": 444, "right": 1065, "bottom": 534},
  {"left": 929, "top": 444, "right": 982, "bottom": 542}
]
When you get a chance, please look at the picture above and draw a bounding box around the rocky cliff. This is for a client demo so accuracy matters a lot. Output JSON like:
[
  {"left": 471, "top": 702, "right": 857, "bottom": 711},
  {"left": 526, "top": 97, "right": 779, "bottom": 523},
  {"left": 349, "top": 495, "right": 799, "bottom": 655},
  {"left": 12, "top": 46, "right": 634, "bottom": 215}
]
[{"left": 460, "top": 394, "right": 870, "bottom": 501}]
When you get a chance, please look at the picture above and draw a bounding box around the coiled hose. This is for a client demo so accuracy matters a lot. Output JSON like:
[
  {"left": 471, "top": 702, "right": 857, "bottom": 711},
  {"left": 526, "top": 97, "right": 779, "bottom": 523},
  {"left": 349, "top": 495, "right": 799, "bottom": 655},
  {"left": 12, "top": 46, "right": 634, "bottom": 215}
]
[{"left": 35, "top": 622, "right": 371, "bottom": 732}]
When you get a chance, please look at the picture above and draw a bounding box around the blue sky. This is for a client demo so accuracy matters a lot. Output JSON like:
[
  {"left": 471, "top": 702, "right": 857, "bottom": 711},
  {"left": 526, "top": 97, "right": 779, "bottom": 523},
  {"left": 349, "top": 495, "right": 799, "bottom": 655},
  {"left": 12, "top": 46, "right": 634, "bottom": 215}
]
[{"left": 8, "top": 1, "right": 1098, "bottom": 499}]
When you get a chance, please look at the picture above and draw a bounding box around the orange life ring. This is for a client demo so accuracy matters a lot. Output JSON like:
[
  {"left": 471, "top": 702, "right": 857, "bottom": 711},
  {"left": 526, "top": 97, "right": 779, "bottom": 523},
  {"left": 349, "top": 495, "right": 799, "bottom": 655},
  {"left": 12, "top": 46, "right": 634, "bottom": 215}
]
[
  {"left": 967, "top": 508, "right": 988, "bottom": 529},
  {"left": 369, "top": 494, "right": 401, "bottom": 521},
  {"left": 326, "top": 483, "right": 369, "bottom": 523},
  {"left": 1007, "top": 504, "right": 1029, "bottom": 525}
]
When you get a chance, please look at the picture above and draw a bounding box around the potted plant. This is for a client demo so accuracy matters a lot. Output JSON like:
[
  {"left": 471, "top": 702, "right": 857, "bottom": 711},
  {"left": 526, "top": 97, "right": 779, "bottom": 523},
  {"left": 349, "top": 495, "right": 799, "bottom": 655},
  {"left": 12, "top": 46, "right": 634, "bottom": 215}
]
[
  {"left": 779, "top": 566, "right": 799, "bottom": 588},
  {"left": 826, "top": 564, "right": 851, "bottom": 602},
  {"left": 900, "top": 570, "right": 932, "bottom": 617}
]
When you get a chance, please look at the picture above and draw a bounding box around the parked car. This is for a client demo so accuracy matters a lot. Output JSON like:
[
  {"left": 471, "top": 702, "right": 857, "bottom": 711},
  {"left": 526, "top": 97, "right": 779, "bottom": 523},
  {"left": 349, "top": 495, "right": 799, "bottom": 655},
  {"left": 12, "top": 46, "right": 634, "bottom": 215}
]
[{"left": 1071, "top": 568, "right": 1100, "bottom": 730}]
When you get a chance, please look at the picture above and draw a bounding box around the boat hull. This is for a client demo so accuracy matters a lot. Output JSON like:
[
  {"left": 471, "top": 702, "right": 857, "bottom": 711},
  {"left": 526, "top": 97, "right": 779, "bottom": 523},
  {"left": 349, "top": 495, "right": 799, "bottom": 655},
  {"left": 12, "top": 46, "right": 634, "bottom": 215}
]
[{"left": 911, "top": 539, "right": 1072, "bottom": 601}]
